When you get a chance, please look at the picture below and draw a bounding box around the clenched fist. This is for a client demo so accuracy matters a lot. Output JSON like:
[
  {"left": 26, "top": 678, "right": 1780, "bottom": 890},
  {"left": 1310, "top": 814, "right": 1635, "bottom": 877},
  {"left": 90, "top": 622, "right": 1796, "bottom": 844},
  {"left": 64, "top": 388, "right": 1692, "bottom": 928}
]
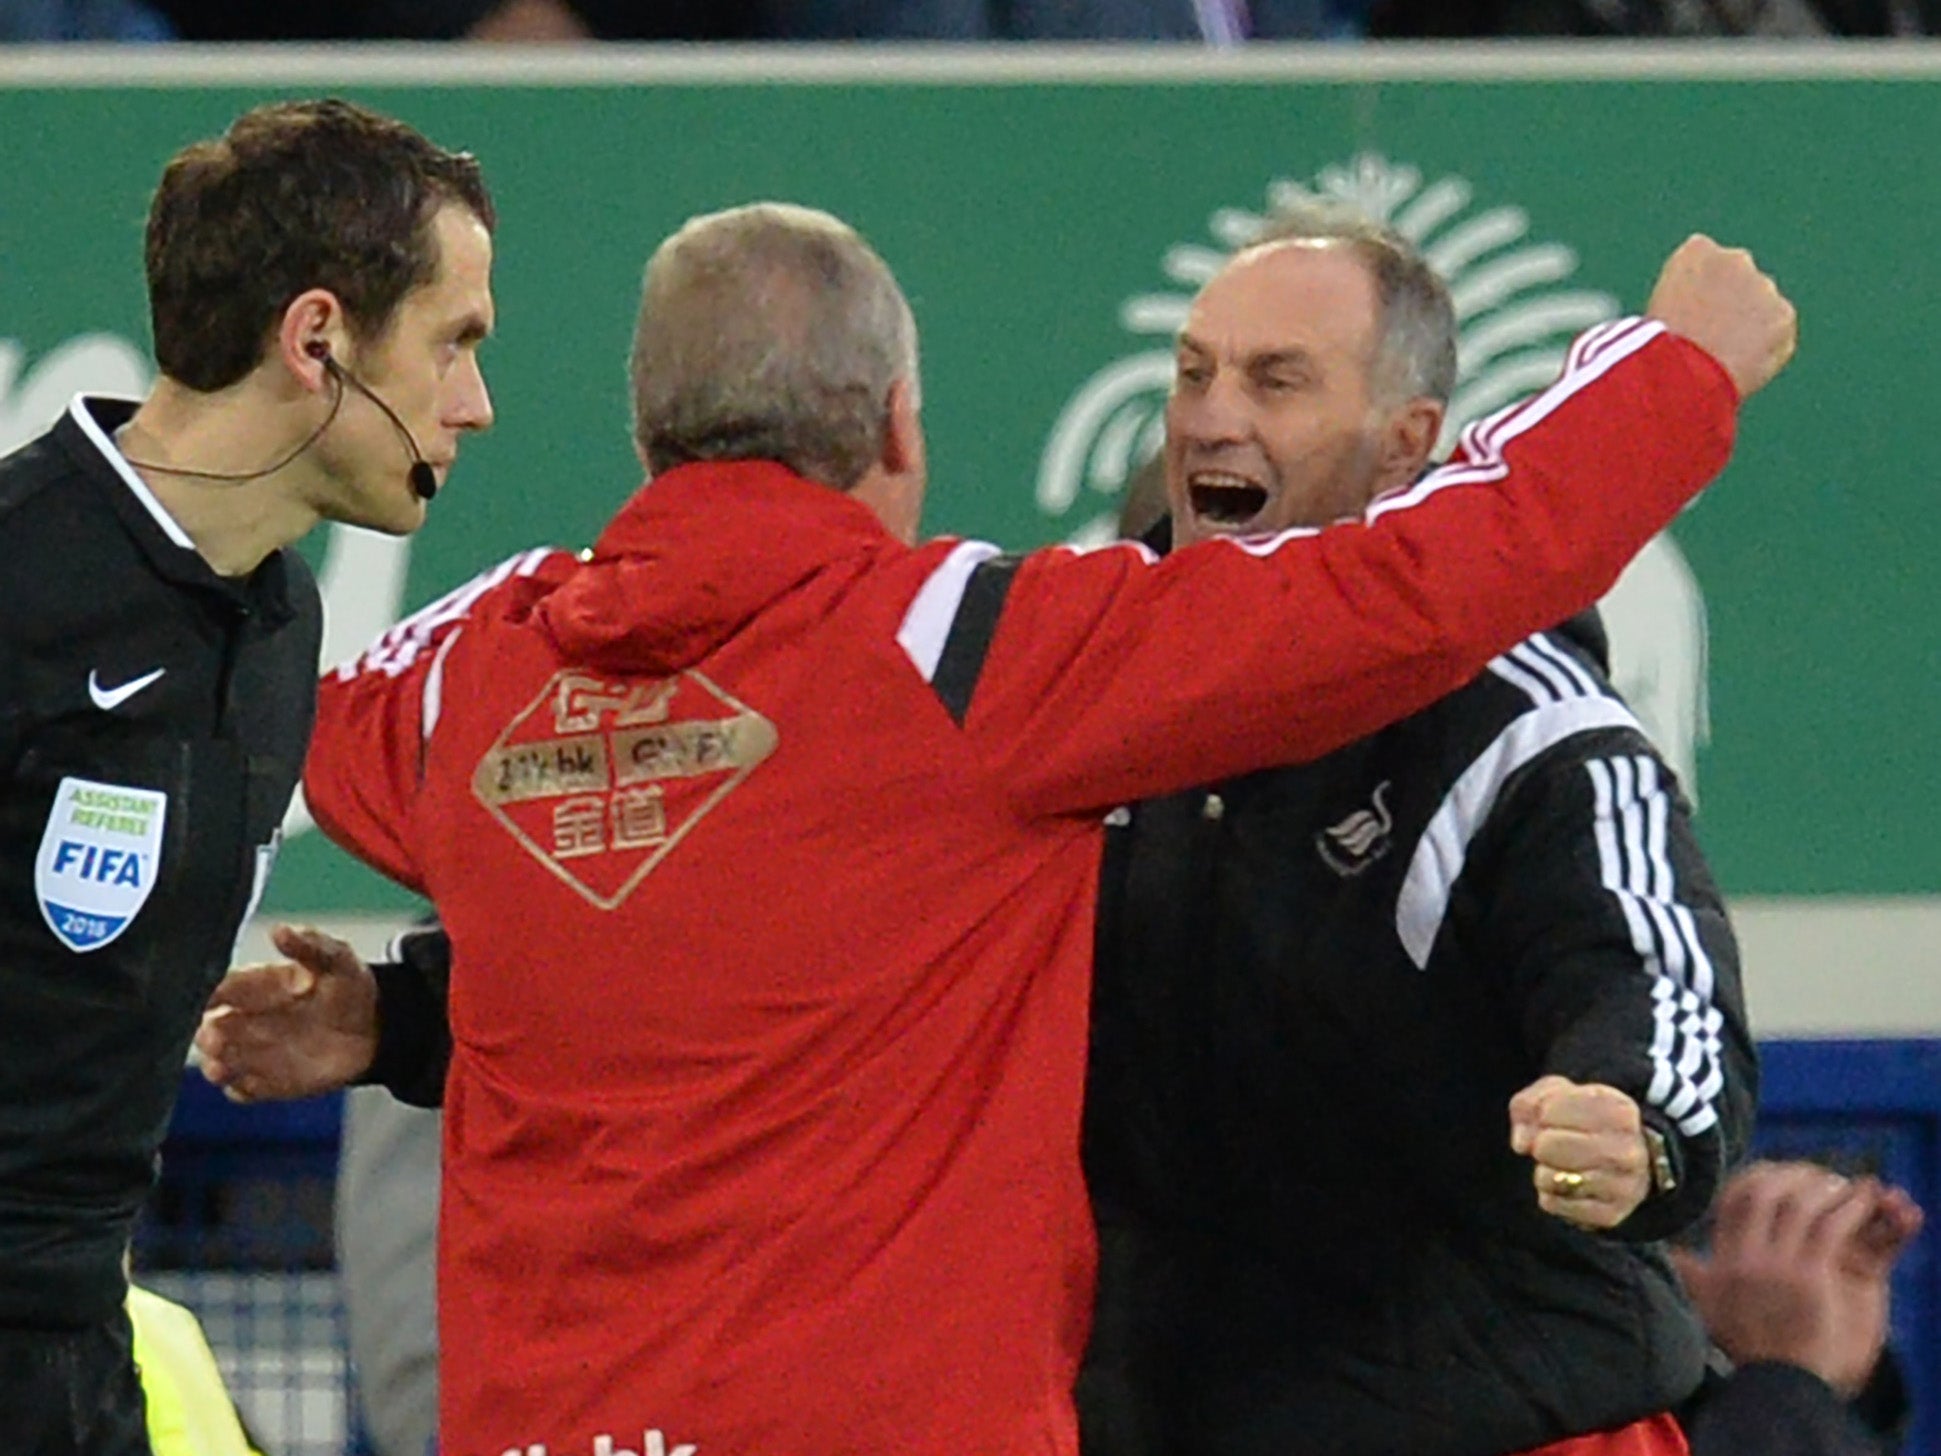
[
  {"left": 1509, "top": 1075, "right": 1652, "bottom": 1231},
  {"left": 1645, "top": 234, "right": 1798, "bottom": 400}
]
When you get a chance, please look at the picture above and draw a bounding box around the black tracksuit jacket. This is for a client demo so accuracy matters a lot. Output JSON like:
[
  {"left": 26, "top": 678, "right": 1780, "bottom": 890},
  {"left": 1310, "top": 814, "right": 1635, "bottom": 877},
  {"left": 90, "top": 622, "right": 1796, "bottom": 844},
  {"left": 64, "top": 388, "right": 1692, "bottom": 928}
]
[
  {"left": 1080, "top": 584, "right": 1755, "bottom": 1456},
  {"left": 0, "top": 398, "right": 320, "bottom": 1328}
]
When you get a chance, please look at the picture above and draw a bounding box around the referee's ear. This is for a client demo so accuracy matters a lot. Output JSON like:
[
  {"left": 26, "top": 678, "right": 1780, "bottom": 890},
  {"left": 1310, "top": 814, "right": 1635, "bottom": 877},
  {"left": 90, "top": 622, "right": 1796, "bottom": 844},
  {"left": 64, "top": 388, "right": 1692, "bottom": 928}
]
[{"left": 275, "top": 288, "right": 350, "bottom": 396}]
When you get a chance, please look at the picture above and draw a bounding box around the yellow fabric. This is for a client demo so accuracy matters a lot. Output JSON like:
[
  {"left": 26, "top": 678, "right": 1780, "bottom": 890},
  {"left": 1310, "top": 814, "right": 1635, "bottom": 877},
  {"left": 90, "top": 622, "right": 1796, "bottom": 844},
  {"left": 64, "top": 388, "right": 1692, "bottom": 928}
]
[{"left": 126, "top": 1284, "right": 263, "bottom": 1456}]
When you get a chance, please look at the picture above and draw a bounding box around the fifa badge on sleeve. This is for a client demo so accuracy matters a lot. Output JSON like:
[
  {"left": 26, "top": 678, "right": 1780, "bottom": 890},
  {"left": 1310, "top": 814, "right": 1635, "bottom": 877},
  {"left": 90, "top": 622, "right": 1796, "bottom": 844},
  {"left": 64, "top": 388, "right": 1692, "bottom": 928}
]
[{"left": 35, "top": 776, "right": 168, "bottom": 952}]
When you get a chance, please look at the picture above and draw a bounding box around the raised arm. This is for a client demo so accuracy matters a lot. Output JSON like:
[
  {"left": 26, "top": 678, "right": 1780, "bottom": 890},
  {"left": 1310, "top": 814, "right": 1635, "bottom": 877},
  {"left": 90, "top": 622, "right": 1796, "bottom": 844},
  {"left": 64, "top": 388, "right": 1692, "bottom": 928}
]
[{"left": 915, "top": 240, "right": 1794, "bottom": 818}]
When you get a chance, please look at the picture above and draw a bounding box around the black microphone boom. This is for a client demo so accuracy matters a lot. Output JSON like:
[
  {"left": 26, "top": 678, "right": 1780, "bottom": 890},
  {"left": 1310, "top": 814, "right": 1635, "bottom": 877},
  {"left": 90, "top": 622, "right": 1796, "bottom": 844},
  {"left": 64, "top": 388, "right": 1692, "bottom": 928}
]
[
  {"left": 323, "top": 356, "right": 439, "bottom": 502},
  {"left": 120, "top": 350, "right": 439, "bottom": 502}
]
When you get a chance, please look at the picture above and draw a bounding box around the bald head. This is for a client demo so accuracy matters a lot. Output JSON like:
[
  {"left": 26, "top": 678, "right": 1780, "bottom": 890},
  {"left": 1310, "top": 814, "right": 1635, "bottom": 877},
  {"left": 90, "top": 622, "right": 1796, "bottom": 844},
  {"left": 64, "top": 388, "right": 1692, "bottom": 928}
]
[
  {"left": 630, "top": 202, "right": 921, "bottom": 489},
  {"left": 1244, "top": 200, "right": 1457, "bottom": 407}
]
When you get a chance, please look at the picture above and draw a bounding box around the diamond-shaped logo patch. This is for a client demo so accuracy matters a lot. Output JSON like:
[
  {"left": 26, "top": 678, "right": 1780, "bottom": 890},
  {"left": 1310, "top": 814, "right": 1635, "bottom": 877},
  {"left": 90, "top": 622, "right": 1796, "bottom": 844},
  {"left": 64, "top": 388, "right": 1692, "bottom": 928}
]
[{"left": 472, "top": 668, "right": 777, "bottom": 910}]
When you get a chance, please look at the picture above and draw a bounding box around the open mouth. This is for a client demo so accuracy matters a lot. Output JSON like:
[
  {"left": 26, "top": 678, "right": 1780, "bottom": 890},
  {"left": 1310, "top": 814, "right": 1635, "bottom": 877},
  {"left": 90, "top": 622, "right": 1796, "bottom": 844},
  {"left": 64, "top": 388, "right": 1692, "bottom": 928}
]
[{"left": 1188, "top": 474, "right": 1269, "bottom": 527}]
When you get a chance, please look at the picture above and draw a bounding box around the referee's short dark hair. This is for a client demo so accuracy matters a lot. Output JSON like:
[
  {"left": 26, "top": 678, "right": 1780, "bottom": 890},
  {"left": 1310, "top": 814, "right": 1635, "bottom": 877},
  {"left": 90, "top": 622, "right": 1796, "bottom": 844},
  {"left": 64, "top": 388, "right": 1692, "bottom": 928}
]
[{"left": 145, "top": 98, "right": 495, "bottom": 393}]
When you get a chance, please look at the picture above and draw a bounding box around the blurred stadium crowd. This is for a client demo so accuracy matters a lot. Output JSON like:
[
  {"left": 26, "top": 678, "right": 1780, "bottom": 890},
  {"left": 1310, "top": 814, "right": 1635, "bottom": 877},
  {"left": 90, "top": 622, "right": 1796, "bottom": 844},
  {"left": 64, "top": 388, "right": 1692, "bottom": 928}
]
[{"left": 2, "top": 0, "right": 1938, "bottom": 41}]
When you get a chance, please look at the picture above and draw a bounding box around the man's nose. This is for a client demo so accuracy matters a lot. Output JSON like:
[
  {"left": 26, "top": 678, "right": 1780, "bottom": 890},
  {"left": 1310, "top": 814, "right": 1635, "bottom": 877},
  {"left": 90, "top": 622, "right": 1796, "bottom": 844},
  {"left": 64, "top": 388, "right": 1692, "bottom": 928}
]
[
  {"left": 451, "top": 354, "right": 493, "bottom": 433},
  {"left": 1172, "top": 370, "right": 1250, "bottom": 444}
]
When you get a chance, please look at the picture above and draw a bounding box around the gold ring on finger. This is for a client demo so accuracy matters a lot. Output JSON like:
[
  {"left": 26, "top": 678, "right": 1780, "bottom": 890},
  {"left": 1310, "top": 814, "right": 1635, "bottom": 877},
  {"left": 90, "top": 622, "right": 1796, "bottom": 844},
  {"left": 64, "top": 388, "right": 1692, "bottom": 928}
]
[{"left": 1549, "top": 1169, "right": 1588, "bottom": 1197}]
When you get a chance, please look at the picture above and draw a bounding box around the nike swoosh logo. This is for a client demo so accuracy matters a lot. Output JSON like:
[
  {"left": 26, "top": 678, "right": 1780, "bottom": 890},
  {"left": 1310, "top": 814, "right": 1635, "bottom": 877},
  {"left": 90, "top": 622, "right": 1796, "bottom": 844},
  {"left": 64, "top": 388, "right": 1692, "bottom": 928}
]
[{"left": 88, "top": 667, "right": 166, "bottom": 711}]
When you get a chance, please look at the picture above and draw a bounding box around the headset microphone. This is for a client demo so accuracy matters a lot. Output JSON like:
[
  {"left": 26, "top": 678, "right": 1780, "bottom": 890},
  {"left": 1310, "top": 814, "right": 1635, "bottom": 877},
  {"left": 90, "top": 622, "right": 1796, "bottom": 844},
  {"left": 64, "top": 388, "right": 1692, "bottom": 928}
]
[
  {"left": 122, "top": 343, "right": 440, "bottom": 501},
  {"left": 308, "top": 342, "right": 440, "bottom": 502}
]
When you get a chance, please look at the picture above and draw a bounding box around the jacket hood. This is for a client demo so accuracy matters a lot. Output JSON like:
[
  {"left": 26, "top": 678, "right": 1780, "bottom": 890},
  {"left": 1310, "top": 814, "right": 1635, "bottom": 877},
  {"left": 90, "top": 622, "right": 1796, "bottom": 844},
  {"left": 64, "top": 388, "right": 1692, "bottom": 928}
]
[{"left": 536, "top": 459, "right": 892, "bottom": 674}]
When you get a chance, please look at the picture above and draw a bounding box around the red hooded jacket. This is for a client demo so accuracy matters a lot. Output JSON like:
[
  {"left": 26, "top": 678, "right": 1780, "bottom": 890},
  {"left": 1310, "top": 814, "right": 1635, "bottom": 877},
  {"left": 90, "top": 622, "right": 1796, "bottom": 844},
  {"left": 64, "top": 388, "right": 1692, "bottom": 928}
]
[{"left": 307, "top": 319, "right": 1735, "bottom": 1456}]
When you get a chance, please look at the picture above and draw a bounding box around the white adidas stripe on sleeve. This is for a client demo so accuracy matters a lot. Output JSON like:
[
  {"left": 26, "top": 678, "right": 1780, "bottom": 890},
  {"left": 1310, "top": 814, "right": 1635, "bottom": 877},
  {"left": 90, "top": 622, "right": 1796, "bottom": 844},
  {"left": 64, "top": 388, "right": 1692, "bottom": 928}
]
[
  {"left": 1586, "top": 754, "right": 1723, "bottom": 1138},
  {"left": 334, "top": 547, "right": 555, "bottom": 681}
]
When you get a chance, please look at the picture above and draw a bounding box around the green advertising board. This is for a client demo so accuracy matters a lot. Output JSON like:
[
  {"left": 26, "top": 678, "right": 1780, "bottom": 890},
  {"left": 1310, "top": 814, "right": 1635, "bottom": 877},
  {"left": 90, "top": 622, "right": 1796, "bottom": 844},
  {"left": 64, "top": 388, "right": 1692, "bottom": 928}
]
[{"left": 2, "top": 48, "right": 1936, "bottom": 927}]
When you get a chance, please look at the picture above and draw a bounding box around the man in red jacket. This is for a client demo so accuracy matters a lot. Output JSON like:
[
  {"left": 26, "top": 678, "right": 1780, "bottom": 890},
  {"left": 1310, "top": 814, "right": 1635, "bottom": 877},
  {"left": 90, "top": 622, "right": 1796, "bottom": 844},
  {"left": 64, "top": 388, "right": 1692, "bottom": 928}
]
[{"left": 203, "top": 203, "right": 1791, "bottom": 1456}]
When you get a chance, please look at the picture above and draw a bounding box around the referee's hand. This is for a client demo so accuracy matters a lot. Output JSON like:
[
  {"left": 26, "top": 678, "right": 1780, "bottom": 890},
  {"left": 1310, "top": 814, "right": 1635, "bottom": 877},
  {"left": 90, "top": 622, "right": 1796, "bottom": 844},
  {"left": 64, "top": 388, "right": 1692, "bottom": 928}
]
[{"left": 194, "top": 924, "right": 379, "bottom": 1103}]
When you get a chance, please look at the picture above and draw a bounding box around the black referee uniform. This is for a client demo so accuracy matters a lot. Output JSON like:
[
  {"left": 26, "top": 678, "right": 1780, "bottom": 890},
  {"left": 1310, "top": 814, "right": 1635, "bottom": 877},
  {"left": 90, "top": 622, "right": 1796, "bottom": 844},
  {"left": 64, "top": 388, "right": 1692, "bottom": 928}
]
[{"left": 0, "top": 397, "right": 320, "bottom": 1453}]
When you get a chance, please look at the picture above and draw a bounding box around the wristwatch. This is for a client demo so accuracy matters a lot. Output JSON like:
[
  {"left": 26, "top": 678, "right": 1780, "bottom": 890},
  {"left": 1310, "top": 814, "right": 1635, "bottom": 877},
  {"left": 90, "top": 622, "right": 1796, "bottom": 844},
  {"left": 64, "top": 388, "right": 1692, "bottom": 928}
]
[{"left": 1643, "top": 1126, "right": 1678, "bottom": 1195}]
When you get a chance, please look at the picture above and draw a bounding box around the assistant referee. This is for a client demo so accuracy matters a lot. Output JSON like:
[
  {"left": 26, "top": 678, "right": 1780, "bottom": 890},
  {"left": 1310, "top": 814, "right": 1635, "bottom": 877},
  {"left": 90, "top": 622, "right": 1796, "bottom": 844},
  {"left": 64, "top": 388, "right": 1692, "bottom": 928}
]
[{"left": 0, "top": 99, "right": 495, "bottom": 1454}]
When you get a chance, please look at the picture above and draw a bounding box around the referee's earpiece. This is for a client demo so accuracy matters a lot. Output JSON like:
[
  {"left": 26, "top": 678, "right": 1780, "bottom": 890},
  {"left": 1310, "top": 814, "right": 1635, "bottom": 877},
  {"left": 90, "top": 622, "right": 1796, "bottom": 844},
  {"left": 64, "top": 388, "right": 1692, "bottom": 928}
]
[{"left": 116, "top": 338, "right": 343, "bottom": 485}]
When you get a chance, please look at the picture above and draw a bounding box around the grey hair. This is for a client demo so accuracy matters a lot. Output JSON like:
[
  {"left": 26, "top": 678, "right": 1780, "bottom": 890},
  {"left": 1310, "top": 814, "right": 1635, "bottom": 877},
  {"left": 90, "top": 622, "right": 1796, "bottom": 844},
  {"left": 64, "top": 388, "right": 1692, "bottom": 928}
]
[
  {"left": 1244, "top": 200, "right": 1457, "bottom": 406},
  {"left": 630, "top": 202, "right": 921, "bottom": 489}
]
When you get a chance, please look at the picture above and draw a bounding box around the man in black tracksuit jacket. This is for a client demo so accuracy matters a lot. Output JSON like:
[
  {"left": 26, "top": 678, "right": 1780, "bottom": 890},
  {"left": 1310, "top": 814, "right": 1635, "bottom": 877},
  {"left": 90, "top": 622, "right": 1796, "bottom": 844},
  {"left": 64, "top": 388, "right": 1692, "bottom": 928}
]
[
  {"left": 0, "top": 102, "right": 494, "bottom": 1453},
  {"left": 1079, "top": 592, "right": 1755, "bottom": 1456},
  {"left": 1075, "top": 207, "right": 1756, "bottom": 1456}
]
